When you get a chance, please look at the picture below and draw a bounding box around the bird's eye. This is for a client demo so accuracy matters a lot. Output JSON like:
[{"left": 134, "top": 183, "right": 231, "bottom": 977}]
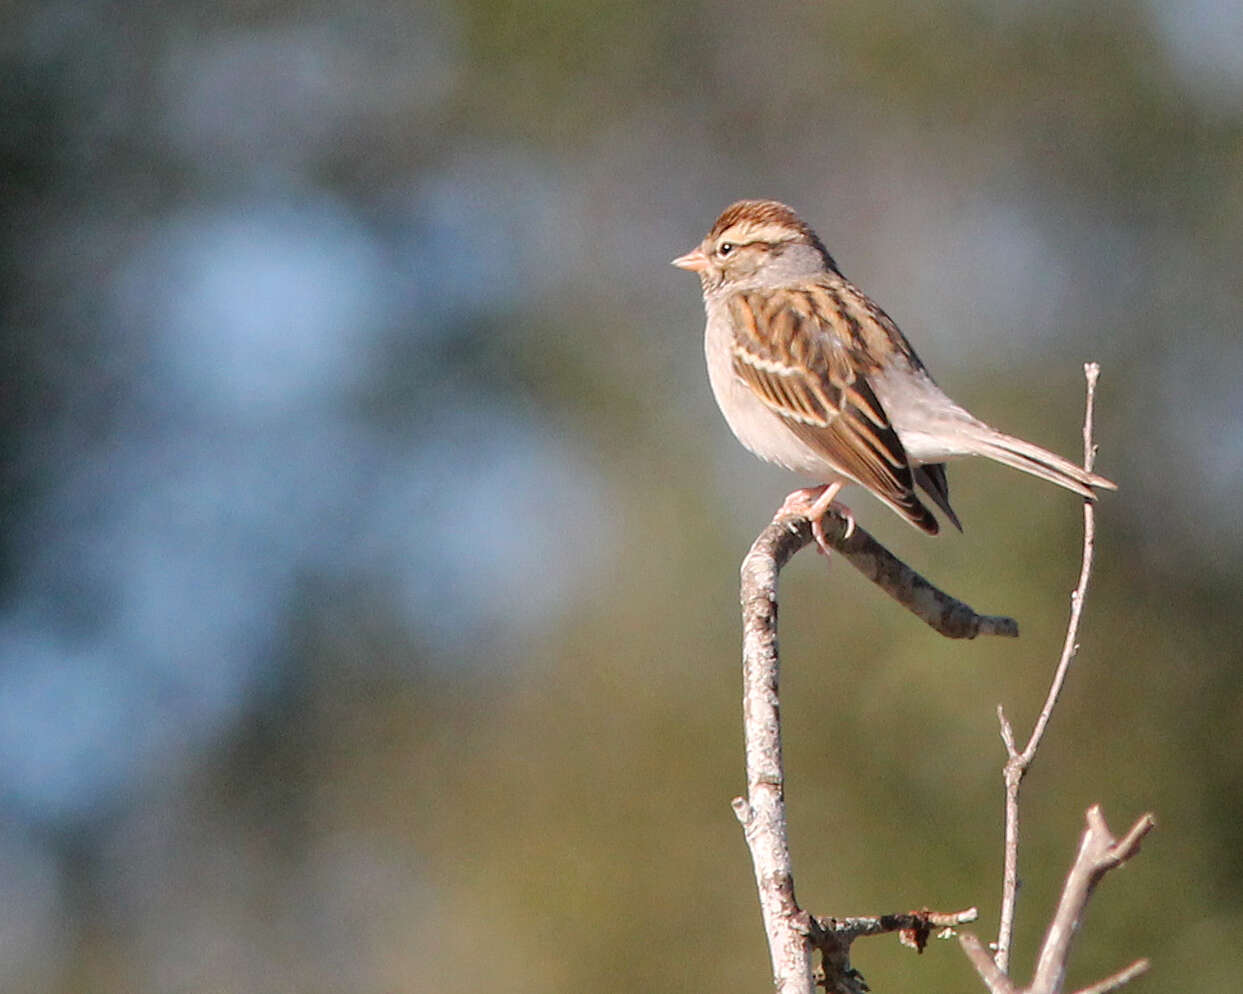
[{"left": 718, "top": 242, "right": 735, "bottom": 257}]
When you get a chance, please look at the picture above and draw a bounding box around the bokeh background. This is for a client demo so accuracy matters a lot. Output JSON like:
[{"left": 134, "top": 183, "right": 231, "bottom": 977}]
[{"left": 2, "top": 1, "right": 1241, "bottom": 990}]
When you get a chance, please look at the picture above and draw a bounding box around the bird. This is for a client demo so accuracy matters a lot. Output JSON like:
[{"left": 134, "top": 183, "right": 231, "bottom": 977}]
[{"left": 672, "top": 199, "right": 1115, "bottom": 554}]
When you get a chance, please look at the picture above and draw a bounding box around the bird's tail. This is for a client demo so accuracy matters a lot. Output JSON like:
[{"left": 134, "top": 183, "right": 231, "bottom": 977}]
[{"left": 962, "top": 422, "right": 1116, "bottom": 499}]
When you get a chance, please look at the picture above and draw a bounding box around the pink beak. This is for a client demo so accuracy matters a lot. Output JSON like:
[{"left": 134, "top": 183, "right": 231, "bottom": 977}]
[{"left": 671, "top": 246, "right": 709, "bottom": 273}]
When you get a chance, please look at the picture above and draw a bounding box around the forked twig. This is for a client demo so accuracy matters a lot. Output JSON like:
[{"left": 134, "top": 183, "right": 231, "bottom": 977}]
[
  {"left": 956, "top": 364, "right": 1153, "bottom": 994},
  {"left": 962, "top": 806, "right": 1154, "bottom": 994},
  {"left": 1030, "top": 807, "right": 1151, "bottom": 991},
  {"left": 734, "top": 365, "right": 1138, "bottom": 994},
  {"left": 994, "top": 363, "right": 1103, "bottom": 972},
  {"left": 735, "top": 475, "right": 1014, "bottom": 992}
]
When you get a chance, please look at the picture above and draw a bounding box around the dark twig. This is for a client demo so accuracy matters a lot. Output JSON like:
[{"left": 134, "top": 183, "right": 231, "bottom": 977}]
[
  {"left": 770, "top": 512, "right": 1019, "bottom": 639},
  {"left": 808, "top": 908, "right": 979, "bottom": 994}
]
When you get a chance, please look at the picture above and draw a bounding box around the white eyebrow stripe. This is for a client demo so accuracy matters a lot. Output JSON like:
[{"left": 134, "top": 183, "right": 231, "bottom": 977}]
[{"left": 719, "top": 222, "right": 794, "bottom": 245}]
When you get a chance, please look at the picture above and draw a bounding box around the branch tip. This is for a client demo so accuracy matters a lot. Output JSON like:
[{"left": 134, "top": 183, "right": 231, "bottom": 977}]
[
  {"left": 753, "top": 510, "right": 1017, "bottom": 640},
  {"left": 1107, "top": 812, "right": 1156, "bottom": 864},
  {"left": 996, "top": 705, "right": 1017, "bottom": 754},
  {"left": 1071, "top": 957, "right": 1150, "bottom": 994}
]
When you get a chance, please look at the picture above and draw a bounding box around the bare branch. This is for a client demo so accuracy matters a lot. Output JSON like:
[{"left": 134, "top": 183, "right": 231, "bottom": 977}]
[
  {"left": 1029, "top": 807, "right": 1155, "bottom": 994},
  {"left": 957, "top": 367, "right": 1151, "bottom": 994},
  {"left": 737, "top": 368, "right": 1127, "bottom": 992},
  {"left": 767, "top": 512, "right": 1019, "bottom": 640},
  {"left": 736, "top": 521, "right": 815, "bottom": 994},
  {"left": 962, "top": 808, "right": 1153, "bottom": 994},
  {"left": 808, "top": 907, "right": 978, "bottom": 994},
  {"left": 960, "top": 931, "right": 1018, "bottom": 994},
  {"left": 1070, "top": 958, "right": 1151, "bottom": 994},
  {"left": 814, "top": 906, "right": 979, "bottom": 941},
  {"left": 736, "top": 509, "right": 1011, "bottom": 992},
  {"left": 1020, "top": 362, "right": 1103, "bottom": 766},
  {"left": 994, "top": 363, "right": 1104, "bottom": 972}
]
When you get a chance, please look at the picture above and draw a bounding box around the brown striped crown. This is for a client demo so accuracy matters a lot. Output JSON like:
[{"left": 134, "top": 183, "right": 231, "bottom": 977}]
[{"left": 707, "top": 200, "right": 838, "bottom": 272}]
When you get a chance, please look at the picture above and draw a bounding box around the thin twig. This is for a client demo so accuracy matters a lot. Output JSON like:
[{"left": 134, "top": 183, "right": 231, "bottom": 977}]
[
  {"left": 809, "top": 907, "right": 978, "bottom": 994},
  {"left": 960, "top": 931, "right": 1018, "bottom": 994},
  {"left": 994, "top": 362, "right": 1103, "bottom": 972},
  {"left": 1071, "top": 957, "right": 1151, "bottom": 994},
  {"left": 814, "top": 905, "right": 979, "bottom": 941}
]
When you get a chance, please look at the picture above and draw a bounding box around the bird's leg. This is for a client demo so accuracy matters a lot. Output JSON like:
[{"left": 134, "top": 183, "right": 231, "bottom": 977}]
[
  {"left": 807, "top": 481, "right": 853, "bottom": 554},
  {"left": 777, "top": 482, "right": 854, "bottom": 557}
]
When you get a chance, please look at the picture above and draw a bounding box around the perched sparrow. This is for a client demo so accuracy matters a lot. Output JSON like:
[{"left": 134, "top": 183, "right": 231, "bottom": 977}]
[{"left": 673, "top": 199, "right": 1115, "bottom": 552}]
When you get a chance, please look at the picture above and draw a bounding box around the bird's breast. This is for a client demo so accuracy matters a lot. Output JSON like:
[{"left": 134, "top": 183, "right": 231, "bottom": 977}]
[{"left": 703, "top": 306, "right": 839, "bottom": 479}]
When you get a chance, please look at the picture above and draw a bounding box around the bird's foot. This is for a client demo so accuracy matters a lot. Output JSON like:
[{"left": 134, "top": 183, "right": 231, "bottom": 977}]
[{"left": 778, "top": 483, "right": 852, "bottom": 557}]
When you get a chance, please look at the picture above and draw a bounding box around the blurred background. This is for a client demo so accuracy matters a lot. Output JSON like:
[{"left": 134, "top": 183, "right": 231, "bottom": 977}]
[{"left": 1, "top": 0, "right": 1241, "bottom": 990}]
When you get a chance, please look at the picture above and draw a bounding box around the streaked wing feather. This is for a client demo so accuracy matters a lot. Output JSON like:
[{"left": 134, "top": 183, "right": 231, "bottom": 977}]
[{"left": 728, "top": 289, "right": 938, "bottom": 534}]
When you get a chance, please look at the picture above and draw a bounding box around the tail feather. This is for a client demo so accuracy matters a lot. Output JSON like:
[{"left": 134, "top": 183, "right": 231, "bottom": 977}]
[{"left": 966, "top": 426, "right": 1116, "bottom": 499}]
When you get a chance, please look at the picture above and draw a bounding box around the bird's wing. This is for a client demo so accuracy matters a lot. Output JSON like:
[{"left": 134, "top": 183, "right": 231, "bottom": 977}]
[
  {"left": 728, "top": 285, "right": 939, "bottom": 534},
  {"left": 915, "top": 464, "right": 962, "bottom": 532}
]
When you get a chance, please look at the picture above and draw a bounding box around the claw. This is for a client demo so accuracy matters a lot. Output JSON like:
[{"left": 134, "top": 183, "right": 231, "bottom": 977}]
[{"left": 779, "top": 482, "right": 852, "bottom": 557}]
